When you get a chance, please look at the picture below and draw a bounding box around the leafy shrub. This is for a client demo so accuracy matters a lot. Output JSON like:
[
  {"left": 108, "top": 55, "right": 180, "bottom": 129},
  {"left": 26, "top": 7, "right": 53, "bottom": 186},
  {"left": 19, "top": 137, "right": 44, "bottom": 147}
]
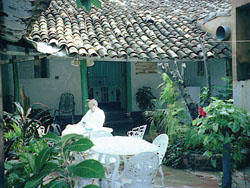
[
  {"left": 5, "top": 133, "right": 104, "bottom": 188},
  {"left": 192, "top": 98, "right": 250, "bottom": 168}
]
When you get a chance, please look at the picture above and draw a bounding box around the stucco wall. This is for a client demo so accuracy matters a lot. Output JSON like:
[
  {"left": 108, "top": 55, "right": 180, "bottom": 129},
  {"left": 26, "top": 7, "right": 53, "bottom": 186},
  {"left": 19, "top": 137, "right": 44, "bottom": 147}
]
[
  {"left": 233, "top": 80, "right": 250, "bottom": 112},
  {"left": 19, "top": 58, "right": 83, "bottom": 115},
  {"left": 130, "top": 59, "right": 228, "bottom": 112},
  {"left": 130, "top": 62, "right": 162, "bottom": 112},
  {"left": 232, "top": 0, "right": 250, "bottom": 113},
  {"left": 185, "top": 59, "right": 228, "bottom": 96},
  {"left": 198, "top": 16, "right": 233, "bottom": 40}
]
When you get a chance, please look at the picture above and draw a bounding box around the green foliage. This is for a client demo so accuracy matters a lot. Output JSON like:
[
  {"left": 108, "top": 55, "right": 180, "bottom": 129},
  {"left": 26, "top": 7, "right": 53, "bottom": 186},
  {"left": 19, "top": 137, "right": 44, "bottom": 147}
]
[
  {"left": 5, "top": 133, "right": 105, "bottom": 188},
  {"left": 214, "top": 76, "right": 233, "bottom": 101},
  {"left": 192, "top": 98, "right": 250, "bottom": 168},
  {"left": 145, "top": 73, "right": 189, "bottom": 141},
  {"left": 4, "top": 102, "right": 48, "bottom": 160},
  {"left": 136, "top": 86, "right": 156, "bottom": 111},
  {"left": 77, "top": 0, "right": 102, "bottom": 12}
]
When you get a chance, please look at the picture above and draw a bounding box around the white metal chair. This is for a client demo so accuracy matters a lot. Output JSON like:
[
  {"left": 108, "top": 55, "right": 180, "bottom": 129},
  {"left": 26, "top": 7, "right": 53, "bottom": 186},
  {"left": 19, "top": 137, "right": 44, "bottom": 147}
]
[
  {"left": 127, "top": 124, "right": 147, "bottom": 139},
  {"left": 47, "top": 123, "right": 61, "bottom": 136},
  {"left": 117, "top": 152, "right": 159, "bottom": 188},
  {"left": 36, "top": 125, "right": 46, "bottom": 137},
  {"left": 152, "top": 134, "right": 169, "bottom": 188}
]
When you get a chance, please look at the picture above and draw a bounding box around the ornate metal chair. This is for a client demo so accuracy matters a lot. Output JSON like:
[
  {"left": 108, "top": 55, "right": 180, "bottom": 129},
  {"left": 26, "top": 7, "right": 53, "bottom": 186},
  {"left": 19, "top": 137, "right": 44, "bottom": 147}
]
[
  {"left": 127, "top": 124, "right": 147, "bottom": 139},
  {"left": 54, "top": 93, "right": 75, "bottom": 124},
  {"left": 152, "top": 134, "right": 169, "bottom": 188},
  {"left": 117, "top": 152, "right": 160, "bottom": 188}
]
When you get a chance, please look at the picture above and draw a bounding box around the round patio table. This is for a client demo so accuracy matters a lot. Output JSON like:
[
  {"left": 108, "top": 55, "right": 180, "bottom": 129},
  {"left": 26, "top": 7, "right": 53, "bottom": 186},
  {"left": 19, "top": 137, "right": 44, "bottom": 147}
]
[
  {"left": 61, "top": 124, "right": 113, "bottom": 136},
  {"left": 91, "top": 136, "right": 158, "bottom": 188}
]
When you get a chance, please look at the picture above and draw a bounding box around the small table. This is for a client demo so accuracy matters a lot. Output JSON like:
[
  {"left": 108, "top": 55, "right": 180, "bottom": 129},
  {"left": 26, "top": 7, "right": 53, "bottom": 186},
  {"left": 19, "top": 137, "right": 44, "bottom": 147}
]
[
  {"left": 91, "top": 136, "right": 158, "bottom": 188},
  {"left": 61, "top": 124, "right": 113, "bottom": 136}
]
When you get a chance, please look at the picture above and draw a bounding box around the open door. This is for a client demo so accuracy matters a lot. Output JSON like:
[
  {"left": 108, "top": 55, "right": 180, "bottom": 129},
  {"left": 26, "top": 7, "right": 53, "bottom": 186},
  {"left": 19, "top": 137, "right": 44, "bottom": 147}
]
[{"left": 87, "top": 61, "right": 124, "bottom": 112}]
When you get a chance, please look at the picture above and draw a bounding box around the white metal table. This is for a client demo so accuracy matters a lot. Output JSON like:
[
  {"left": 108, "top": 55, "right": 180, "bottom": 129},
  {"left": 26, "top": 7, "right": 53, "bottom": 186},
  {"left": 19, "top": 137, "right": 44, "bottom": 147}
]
[
  {"left": 61, "top": 124, "right": 113, "bottom": 136},
  {"left": 91, "top": 136, "right": 158, "bottom": 188}
]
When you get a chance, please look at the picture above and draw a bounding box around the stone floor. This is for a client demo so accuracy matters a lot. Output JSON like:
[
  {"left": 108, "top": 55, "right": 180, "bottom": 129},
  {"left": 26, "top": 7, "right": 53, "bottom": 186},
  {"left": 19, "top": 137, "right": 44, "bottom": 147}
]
[{"left": 154, "top": 165, "right": 250, "bottom": 188}]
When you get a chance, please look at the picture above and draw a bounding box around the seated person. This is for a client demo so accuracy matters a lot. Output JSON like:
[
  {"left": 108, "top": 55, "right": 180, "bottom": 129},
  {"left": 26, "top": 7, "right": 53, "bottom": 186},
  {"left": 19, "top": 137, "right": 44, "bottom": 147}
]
[
  {"left": 76, "top": 99, "right": 105, "bottom": 128},
  {"left": 62, "top": 99, "right": 105, "bottom": 136}
]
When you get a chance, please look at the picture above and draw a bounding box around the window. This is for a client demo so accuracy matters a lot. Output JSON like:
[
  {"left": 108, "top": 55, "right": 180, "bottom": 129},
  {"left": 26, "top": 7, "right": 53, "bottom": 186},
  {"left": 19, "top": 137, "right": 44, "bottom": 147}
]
[
  {"left": 19, "top": 57, "right": 49, "bottom": 79},
  {"left": 197, "top": 61, "right": 204, "bottom": 76},
  {"left": 34, "top": 57, "right": 49, "bottom": 78}
]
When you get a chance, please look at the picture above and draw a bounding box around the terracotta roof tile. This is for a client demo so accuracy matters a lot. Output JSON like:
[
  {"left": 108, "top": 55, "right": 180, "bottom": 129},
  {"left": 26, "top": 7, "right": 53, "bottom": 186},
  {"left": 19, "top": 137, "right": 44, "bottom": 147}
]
[{"left": 27, "top": 0, "right": 231, "bottom": 61}]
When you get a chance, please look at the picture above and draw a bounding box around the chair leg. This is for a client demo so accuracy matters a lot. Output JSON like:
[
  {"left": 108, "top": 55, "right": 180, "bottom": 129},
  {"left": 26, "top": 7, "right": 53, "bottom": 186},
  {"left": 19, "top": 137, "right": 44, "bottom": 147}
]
[
  {"left": 72, "top": 112, "right": 75, "bottom": 124},
  {"left": 159, "top": 166, "right": 164, "bottom": 188}
]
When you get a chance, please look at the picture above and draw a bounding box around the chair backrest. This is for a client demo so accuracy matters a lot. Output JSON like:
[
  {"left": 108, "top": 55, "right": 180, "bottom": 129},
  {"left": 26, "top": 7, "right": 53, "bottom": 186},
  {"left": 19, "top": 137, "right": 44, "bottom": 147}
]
[
  {"left": 152, "top": 134, "right": 169, "bottom": 165},
  {"left": 47, "top": 123, "right": 61, "bottom": 136},
  {"left": 59, "top": 93, "right": 75, "bottom": 113},
  {"left": 36, "top": 125, "right": 46, "bottom": 137},
  {"left": 127, "top": 124, "right": 147, "bottom": 139},
  {"left": 90, "top": 130, "right": 113, "bottom": 138},
  {"left": 123, "top": 152, "right": 159, "bottom": 187}
]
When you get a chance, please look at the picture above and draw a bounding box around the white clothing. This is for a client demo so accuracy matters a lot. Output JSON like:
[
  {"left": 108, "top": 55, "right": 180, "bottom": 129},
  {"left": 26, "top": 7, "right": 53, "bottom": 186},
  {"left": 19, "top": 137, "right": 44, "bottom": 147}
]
[{"left": 77, "top": 107, "right": 105, "bottom": 128}]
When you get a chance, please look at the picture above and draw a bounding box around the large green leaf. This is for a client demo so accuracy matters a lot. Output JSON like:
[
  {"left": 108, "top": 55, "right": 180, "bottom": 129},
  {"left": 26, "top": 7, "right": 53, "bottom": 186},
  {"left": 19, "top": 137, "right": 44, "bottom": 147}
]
[
  {"left": 90, "top": 0, "right": 101, "bottom": 8},
  {"left": 20, "top": 153, "right": 35, "bottom": 172},
  {"left": 232, "top": 122, "right": 240, "bottom": 133},
  {"left": 60, "top": 134, "right": 84, "bottom": 149},
  {"left": 5, "top": 160, "right": 27, "bottom": 172},
  {"left": 24, "top": 175, "right": 44, "bottom": 188},
  {"left": 212, "top": 124, "right": 218, "bottom": 132},
  {"left": 14, "top": 102, "right": 24, "bottom": 116},
  {"left": 76, "top": 0, "right": 83, "bottom": 8},
  {"left": 38, "top": 161, "right": 59, "bottom": 178},
  {"left": 43, "top": 180, "right": 69, "bottom": 188},
  {"left": 65, "top": 138, "right": 94, "bottom": 152},
  {"left": 81, "top": 0, "right": 91, "bottom": 12},
  {"left": 68, "top": 159, "right": 105, "bottom": 178},
  {"left": 211, "top": 159, "right": 216, "bottom": 168},
  {"left": 35, "top": 147, "right": 53, "bottom": 170},
  {"left": 41, "top": 132, "right": 60, "bottom": 143},
  {"left": 84, "top": 185, "right": 100, "bottom": 188}
]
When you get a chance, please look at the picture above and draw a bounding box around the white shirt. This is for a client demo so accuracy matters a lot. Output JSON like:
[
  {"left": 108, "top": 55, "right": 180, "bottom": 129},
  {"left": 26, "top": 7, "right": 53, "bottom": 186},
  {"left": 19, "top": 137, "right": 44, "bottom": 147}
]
[{"left": 77, "top": 107, "right": 105, "bottom": 128}]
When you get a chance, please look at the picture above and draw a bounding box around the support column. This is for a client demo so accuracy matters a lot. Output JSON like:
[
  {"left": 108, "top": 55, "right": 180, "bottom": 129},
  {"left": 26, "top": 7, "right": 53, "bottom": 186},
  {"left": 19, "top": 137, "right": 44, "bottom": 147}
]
[
  {"left": 80, "top": 60, "right": 88, "bottom": 114},
  {"left": 12, "top": 57, "right": 19, "bottom": 102},
  {"left": 126, "top": 62, "right": 132, "bottom": 112},
  {"left": 0, "top": 64, "right": 4, "bottom": 185}
]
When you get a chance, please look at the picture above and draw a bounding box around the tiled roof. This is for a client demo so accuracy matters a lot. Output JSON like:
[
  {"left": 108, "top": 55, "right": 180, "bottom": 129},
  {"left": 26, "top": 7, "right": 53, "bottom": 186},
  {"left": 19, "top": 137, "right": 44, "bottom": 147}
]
[
  {"left": 0, "top": 0, "right": 51, "bottom": 43},
  {"left": 27, "top": 0, "right": 232, "bottom": 61}
]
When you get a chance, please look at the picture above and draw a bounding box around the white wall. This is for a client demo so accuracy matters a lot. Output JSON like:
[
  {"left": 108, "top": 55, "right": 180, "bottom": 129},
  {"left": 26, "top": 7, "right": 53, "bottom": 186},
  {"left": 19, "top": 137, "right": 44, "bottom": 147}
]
[
  {"left": 233, "top": 80, "right": 250, "bottom": 113},
  {"left": 19, "top": 58, "right": 83, "bottom": 115},
  {"left": 130, "top": 62, "right": 163, "bottom": 111},
  {"left": 185, "top": 59, "right": 228, "bottom": 96}
]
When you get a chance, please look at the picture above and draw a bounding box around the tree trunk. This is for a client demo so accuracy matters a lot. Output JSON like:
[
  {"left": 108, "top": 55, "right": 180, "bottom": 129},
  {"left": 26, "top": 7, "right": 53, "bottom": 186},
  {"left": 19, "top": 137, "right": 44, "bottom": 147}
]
[{"left": 222, "top": 144, "right": 232, "bottom": 188}]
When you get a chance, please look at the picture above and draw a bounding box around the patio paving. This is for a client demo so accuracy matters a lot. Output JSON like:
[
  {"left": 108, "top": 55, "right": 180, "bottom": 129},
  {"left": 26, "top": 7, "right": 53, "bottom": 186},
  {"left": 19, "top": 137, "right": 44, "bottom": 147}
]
[{"left": 154, "top": 165, "right": 250, "bottom": 188}]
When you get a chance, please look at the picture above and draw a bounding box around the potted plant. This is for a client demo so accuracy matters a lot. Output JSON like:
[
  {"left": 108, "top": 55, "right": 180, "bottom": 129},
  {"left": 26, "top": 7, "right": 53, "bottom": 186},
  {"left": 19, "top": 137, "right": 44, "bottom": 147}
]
[
  {"left": 192, "top": 98, "right": 250, "bottom": 188},
  {"left": 136, "top": 86, "right": 156, "bottom": 111}
]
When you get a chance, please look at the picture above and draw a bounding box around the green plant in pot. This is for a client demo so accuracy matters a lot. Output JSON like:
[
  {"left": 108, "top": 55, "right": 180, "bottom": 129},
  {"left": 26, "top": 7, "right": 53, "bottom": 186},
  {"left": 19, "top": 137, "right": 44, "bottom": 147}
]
[
  {"left": 192, "top": 98, "right": 250, "bottom": 188},
  {"left": 136, "top": 86, "right": 156, "bottom": 111}
]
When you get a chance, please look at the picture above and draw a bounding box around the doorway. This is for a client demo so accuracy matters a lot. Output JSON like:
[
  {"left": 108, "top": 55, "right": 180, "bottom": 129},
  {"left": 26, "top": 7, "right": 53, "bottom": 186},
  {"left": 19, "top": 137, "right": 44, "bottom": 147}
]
[{"left": 87, "top": 61, "right": 128, "bottom": 112}]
